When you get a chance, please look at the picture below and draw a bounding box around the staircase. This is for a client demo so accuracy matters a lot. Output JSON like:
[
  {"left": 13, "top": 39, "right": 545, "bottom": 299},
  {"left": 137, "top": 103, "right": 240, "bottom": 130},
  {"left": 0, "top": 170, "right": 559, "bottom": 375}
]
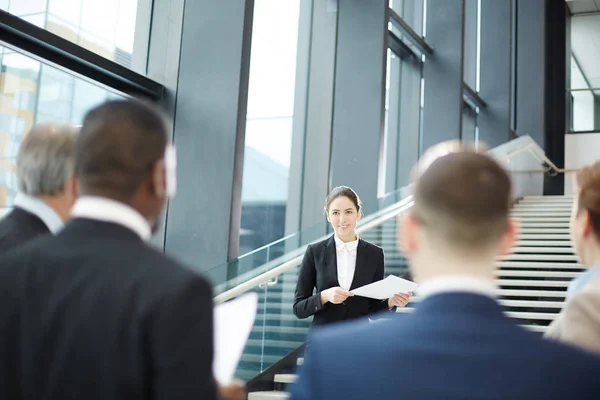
[{"left": 247, "top": 195, "right": 581, "bottom": 400}]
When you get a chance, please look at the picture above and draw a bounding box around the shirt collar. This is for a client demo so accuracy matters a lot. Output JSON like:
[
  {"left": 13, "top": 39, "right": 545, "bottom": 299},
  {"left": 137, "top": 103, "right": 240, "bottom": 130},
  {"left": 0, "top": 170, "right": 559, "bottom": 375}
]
[
  {"left": 14, "top": 192, "right": 64, "bottom": 234},
  {"left": 334, "top": 234, "right": 359, "bottom": 251},
  {"left": 566, "top": 264, "right": 600, "bottom": 298},
  {"left": 417, "top": 275, "right": 497, "bottom": 299},
  {"left": 71, "top": 196, "right": 151, "bottom": 242}
]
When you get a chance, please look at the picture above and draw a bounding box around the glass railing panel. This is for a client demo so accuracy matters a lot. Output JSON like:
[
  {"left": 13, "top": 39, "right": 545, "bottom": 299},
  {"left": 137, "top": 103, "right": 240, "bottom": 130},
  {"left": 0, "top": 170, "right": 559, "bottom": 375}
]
[{"left": 235, "top": 271, "right": 312, "bottom": 381}]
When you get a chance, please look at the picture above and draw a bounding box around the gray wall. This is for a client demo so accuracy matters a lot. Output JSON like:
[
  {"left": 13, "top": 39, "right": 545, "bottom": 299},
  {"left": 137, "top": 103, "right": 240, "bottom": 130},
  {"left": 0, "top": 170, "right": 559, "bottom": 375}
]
[
  {"left": 421, "top": 0, "right": 464, "bottom": 151},
  {"left": 478, "top": 0, "right": 511, "bottom": 147},
  {"left": 164, "top": 0, "right": 254, "bottom": 274},
  {"left": 329, "top": 0, "right": 388, "bottom": 213}
]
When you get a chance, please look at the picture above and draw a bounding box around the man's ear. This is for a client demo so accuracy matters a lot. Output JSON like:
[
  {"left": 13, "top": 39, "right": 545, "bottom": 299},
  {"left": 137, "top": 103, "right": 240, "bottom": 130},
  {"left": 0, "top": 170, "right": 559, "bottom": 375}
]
[
  {"left": 498, "top": 218, "right": 518, "bottom": 256},
  {"left": 151, "top": 159, "right": 167, "bottom": 199},
  {"left": 65, "top": 175, "right": 78, "bottom": 204},
  {"left": 399, "top": 212, "right": 419, "bottom": 255}
]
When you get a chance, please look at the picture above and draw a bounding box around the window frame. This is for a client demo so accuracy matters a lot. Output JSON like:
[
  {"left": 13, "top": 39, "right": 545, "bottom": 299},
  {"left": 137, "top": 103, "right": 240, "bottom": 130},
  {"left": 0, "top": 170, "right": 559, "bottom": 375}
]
[{"left": 0, "top": 9, "right": 163, "bottom": 100}]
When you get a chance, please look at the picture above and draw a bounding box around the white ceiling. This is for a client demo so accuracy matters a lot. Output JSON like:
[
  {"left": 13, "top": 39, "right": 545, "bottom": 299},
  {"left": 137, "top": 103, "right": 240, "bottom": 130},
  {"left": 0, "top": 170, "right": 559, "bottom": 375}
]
[
  {"left": 571, "top": 14, "right": 600, "bottom": 89},
  {"left": 566, "top": 0, "right": 600, "bottom": 14}
]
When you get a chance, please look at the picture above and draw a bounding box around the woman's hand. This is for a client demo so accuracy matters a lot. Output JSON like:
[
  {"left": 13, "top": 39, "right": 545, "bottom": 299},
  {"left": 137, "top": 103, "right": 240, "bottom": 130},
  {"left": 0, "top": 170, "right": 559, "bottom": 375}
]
[
  {"left": 320, "top": 287, "right": 354, "bottom": 305},
  {"left": 219, "top": 380, "right": 246, "bottom": 400},
  {"left": 388, "top": 292, "right": 412, "bottom": 308}
]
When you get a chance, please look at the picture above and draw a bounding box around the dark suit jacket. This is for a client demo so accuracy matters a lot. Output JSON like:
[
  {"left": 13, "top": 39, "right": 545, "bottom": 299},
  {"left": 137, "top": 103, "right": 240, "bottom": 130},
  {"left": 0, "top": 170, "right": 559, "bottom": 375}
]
[
  {"left": 0, "top": 218, "right": 217, "bottom": 400},
  {"left": 293, "top": 235, "right": 391, "bottom": 327},
  {"left": 0, "top": 207, "right": 50, "bottom": 254},
  {"left": 290, "top": 293, "right": 600, "bottom": 400}
]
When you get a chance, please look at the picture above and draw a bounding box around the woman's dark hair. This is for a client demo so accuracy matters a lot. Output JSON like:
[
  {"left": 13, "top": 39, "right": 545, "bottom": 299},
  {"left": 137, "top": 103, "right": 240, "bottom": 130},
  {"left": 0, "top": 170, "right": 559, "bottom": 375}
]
[
  {"left": 576, "top": 162, "right": 600, "bottom": 238},
  {"left": 324, "top": 186, "right": 361, "bottom": 215}
]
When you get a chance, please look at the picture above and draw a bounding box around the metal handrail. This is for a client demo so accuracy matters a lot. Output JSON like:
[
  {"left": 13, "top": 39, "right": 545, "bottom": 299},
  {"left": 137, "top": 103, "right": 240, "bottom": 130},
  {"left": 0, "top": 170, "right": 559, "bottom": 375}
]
[{"left": 214, "top": 135, "right": 563, "bottom": 304}]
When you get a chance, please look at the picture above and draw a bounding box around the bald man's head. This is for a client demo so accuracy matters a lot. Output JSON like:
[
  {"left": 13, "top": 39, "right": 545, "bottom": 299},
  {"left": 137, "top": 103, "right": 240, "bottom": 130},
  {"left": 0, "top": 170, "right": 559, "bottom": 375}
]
[{"left": 17, "top": 123, "right": 78, "bottom": 197}]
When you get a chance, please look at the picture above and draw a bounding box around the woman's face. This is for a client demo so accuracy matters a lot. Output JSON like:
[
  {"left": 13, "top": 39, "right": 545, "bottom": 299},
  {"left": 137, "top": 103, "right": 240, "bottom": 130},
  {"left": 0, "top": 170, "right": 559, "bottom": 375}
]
[{"left": 327, "top": 196, "right": 361, "bottom": 241}]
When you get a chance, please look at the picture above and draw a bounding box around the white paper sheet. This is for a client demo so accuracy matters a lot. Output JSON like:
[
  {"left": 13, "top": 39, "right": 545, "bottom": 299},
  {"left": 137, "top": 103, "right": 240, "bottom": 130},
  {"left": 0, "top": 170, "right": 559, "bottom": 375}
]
[
  {"left": 351, "top": 275, "right": 418, "bottom": 300},
  {"left": 213, "top": 292, "right": 258, "bottom": 385}
]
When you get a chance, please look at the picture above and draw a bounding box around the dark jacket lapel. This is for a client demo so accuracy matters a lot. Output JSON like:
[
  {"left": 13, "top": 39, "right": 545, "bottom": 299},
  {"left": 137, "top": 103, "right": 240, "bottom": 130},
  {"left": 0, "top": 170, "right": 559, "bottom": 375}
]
[
  {"left": 349, "top": 239, "right": 371, "bottom": 290},
  {"left": 324, "top": 235, "right": 339, "bottom": 286}
]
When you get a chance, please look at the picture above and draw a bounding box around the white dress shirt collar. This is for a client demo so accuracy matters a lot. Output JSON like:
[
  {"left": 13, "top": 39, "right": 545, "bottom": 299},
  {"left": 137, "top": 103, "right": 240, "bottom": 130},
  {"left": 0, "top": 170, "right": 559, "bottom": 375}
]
[
  {"left": 334, "top": 234, "right": 359, "bottom": 251},
  {"left": 71, "top": 196, "right": 151, "bottom": 242},
  {"left": 14, "top": 192, "right": 64, "bottom": 234},
  {"left": 417, "top": 275, "right": 497, "bottom": 300},
  {"left": 334, "top": 234, "right": 359, "bottom": 291}
]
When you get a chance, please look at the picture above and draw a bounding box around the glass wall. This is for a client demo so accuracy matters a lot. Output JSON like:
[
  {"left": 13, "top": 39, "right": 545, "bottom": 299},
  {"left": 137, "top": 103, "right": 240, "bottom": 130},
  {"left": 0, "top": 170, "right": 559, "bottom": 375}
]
[
  {"left": 0, "top": 0, "right": 152, "bottom": 74},
  {"left": 0, "top": 43, "right": 125, "bottom": 208},
  {"left": 463, "top": 0, "right": 481, "bottom": 91},
  {"left": 568, "top": 13, "right": 600, "bottom": 132},
  {"left": 239, "top": 0, "right": 302, "bottom": 256},
  {"left": 389, "top": 0, "right": 425, "bottom": 35},
  {"left": 462, "top": 104, "right": 478, "bottom": 143}
]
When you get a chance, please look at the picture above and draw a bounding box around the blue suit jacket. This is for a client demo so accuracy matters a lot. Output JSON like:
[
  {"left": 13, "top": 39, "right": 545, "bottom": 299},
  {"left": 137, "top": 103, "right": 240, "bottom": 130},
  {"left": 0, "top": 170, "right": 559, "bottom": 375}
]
[{"left": 290, "top": 292, "right": 600, "bottom": 400}]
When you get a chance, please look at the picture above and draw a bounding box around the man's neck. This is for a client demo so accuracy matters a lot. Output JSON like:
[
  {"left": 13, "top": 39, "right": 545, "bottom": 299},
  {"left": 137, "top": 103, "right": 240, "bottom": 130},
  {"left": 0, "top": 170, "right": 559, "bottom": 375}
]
[{"left": 37, "top": 195, "right": 68, "bottom": 222}]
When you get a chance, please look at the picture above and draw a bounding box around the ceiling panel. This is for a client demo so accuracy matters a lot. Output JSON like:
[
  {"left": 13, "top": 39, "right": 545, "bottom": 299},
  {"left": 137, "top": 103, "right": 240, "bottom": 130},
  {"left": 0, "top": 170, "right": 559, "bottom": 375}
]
[{"left": 566, "top": 0, "right": 600, "bottom": 14}]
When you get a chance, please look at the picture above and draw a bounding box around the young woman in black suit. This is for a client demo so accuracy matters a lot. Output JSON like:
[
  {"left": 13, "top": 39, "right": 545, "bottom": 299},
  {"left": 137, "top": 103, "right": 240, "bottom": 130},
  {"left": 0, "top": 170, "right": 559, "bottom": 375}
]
[{"left": 293, "top": 186, "right": 412, "bottom": 327}]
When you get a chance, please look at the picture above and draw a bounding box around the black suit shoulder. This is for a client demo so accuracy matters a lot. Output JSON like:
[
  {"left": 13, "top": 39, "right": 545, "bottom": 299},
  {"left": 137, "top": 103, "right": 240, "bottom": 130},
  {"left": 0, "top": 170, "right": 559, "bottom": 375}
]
[
  {"left": 360, "top": 238, "right": 383, "bottom": 253},
  {"left": 0, "top": 208, "right": 50, "bottom": 253}
]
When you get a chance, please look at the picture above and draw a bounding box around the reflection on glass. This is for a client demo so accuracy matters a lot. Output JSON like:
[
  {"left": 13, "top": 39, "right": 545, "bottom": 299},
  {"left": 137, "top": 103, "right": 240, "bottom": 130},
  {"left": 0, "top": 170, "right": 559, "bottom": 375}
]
[
  {"left": 570, "top": 14, "right": 600, "bottom": 132},
  {"left": 0, "top": 0, "right": 151, "bottom": 75},
  {"left": 462, "top": 104, "right": 478, "bottom": 144},
  {"left": 382, "top": 49, "right": 402, "bottom": 195},
  {"left": 0, "top": 43, "right": 125, "bottom": 208},
  {"left": 389, "top": 0, "right": 425, "bottom": 35},
  {"left": 463, "top": 0, "right": 479, "bottom": 90},
  {"left": 239, "top": 0, "right": 301, "bottom": 257}
]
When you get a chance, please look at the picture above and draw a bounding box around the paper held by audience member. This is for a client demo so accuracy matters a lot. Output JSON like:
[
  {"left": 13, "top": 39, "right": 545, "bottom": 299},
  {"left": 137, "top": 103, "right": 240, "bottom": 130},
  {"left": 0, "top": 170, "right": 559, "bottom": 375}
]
[
  {"left": 213, "top": 292, "right": 258, "bottom": 385},
  {"left": 351, "top": 275, "right": 418, "bottom": 300}
]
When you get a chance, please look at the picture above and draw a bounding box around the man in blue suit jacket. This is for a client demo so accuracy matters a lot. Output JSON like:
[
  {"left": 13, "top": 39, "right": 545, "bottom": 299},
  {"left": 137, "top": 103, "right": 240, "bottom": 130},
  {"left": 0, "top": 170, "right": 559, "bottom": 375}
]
[{"left": 290, "top": 145, "right": 600, "bottom": 400}]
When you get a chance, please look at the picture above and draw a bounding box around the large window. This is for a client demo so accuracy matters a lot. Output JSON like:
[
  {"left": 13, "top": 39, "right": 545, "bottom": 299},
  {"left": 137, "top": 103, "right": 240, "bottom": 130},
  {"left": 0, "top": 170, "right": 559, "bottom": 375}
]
[
  {"left": 0, "top": 43, "right": 125, "bottom": 208},
  {"left": 463, "top": 0, "right": 481, "bottom": 91},
  {"left": 0, "top": 0, "right": 151, "bottom": 74},
  {"left": 239, "top": 0, "right": 302, "bottom": 256},
  {"left": 568, "top": 13, "right": 600, "bottom": 132}
]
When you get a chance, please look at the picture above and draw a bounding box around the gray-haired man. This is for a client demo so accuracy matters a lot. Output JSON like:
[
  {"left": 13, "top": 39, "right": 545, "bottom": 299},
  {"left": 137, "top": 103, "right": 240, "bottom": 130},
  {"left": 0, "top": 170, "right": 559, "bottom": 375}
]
[{"left": 0, "top": 123, "right": 77, "bottom": 253}]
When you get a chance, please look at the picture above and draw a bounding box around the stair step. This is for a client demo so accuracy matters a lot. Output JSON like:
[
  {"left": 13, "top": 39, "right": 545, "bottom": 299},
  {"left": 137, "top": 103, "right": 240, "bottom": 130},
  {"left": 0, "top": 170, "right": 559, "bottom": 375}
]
[
  {"left": 396, "top": 308, "right": 557, "bottom": 321},
  {"left": 522, "top": 325, "right": 548, "bottom": 333},
  {"left": 248, "top": 391, "right": 289, "bottom": 400},
  {"left": 497, "top": 279, "right": 569, "bottom": 288},
  {"left": 514, "top": 240, "right": 572, "bottom": 247},
  {"left": 496, "top": 270, "right": 580, "bottom": 278},
  {"left": 514, "top": 234, "right": 571, "bottom": 240},
  {"left": 496, "top": 261, "right": 583, "bottom": 269},
  {"left": 274, "top": 374, "right": 297, "bottom": 384},
  {"left": 515, "top": 223, "right": 571, "bottom": 228},
  {"left": 499, "top": 254, "right": 578, "bottom": 261},
  {"left": 511, "top": 212, "right": 571, "bottom": 217},
  {"left": 515, "top": 228, "right": 570, "bottom": 234},
  {"left": 511, "top": 247, "right": 574, "bottom": 254},
  {"left": 499, "top": 299, "right": 565, "bottom": 309},
  {"left": 506, "top": 311, "right": 558, "bottom": 321},
  {"left": 497, "top": 289, "right": 567, "bottom": 298}
]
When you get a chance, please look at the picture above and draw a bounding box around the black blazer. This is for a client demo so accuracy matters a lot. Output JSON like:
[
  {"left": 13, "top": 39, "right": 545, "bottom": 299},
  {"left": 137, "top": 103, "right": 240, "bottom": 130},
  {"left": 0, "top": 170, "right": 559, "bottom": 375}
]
[
  {"left": 0, "top": 218, "right": 217, "bottom": 400},
  {"left": 293, "top": 235, "right": 391, "bottom": 326},
  {"left": 0, "top": 207, "right": 50, "bottom": 254}
]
